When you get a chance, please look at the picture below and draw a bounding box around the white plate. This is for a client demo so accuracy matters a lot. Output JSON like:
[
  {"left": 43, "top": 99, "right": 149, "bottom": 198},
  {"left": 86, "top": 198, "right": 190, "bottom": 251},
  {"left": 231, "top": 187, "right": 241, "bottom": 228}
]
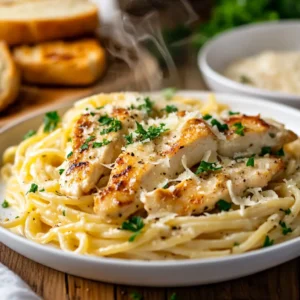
[
  {"left": 198, "top": 21, "right": 300, "bottom": 107},
  {"left": 1, "top": 91, "right": 300, "bottom": 287}
]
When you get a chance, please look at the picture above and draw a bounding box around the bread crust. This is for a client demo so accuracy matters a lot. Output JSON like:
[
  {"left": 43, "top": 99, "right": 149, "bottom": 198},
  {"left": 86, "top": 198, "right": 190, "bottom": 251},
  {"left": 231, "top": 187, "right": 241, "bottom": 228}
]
[
  {"left": 0, "top": 42, "right": 20, "bottom": 111},
  {"left": 0, "top": 4, "right": 99, "bottom": 45},
  {"left": 13, "top": 39, "right": 106, "bottom": 86}
]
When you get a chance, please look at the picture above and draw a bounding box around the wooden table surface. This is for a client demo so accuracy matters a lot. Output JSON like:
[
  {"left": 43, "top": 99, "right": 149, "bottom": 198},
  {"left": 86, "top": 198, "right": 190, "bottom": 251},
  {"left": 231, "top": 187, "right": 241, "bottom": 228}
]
[{"left": 1, "top": 47, "right": 300, "bottom": 300}]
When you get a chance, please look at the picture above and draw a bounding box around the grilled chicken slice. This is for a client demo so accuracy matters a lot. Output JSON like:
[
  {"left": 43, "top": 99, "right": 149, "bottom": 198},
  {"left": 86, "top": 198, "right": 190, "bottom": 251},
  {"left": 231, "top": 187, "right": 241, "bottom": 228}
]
[
  {"left": 144, "top": 157, "right": 284, "bottom": 216},
  {"left": 218, "top": 115, "right": 297, "bottom": 157},
  {"left": 59, "top": 107, "right": 145, "bottom": 197},
  {"left": 94, "top": 115, "right": 218, "bottom": 223}
]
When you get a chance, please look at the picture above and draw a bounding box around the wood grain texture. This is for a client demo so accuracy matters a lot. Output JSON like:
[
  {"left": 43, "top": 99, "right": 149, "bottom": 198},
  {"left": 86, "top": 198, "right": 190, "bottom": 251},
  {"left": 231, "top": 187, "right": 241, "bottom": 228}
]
[{"left": 1, "top": 45, "right": 300, "bottom": 300}]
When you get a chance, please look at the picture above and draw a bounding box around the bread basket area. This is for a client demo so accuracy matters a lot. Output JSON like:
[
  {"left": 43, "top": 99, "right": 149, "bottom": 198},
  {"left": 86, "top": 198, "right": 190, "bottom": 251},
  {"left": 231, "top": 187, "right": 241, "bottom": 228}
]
[{"left": 0, "top": 0, "right": 161, "bottom": 126}]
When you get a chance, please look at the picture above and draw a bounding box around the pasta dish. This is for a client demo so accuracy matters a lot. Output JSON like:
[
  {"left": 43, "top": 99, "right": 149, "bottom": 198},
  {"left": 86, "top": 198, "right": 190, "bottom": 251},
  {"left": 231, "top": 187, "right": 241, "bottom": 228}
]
[{"left": 1, "top": 91, "right": 300, "bottom": 260}]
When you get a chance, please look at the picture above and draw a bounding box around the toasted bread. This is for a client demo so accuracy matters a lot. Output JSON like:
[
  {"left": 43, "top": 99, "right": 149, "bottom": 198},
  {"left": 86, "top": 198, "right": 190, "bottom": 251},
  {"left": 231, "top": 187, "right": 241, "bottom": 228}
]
[
  {"left": 13, "top": 39, "right": 107, "bottom": 86},
  {"left": 0, "top": 42, "right": 20, "bottom": 111},
  {"left": 0, "top": 0, "right": 99, "bottom": 45}
]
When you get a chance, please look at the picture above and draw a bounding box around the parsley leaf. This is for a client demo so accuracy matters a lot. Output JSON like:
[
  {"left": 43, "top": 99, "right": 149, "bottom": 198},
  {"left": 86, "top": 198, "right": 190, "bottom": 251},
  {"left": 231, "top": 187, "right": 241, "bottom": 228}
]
[
  {"left": 62, "top": 210, "right": 66, "bottom": 216},
  {"left": 275, "top": 148, "right": 285, "bottom": 156},
  {"left": 130, "top": 291, "right": 143, "bottom": 300},
  {"left": 90, "top": 112, "right": 95, "bottom": 116},
  {"left": 135, "top": 122, "right": 168, "bottom": 142},
  {"left": 39, "top": 188, "right": 45, "bottom": 192},
  {"left": 164, "top": 105, "right": 178, "bottom": 114},
  {"left": 125, "top": 133, "right": 134, "bottom": 145},
  {"left": 195, "top": 161, "right": 222, "bottom": 174},
  {"left": 23, "top": 130, "right": 37, "bottom": 140},
  {"left": 27, "top": 183, "right": 38, "bottom": 194},
  {"left": 203, "top": 114, "right": 212, "bottom": 120},
  {"left": 121, "top": 216, "right": 144, "bottom": 242},
  {"left": 263, "top": 235, "right": 274, "bottom": 247},
  {"left": 280, "top": 208, "right": 291, "bottom": 215},
  {"left": 260, "top": 146, "right": 272, "bottom": 156},
  {"left": 233, "top": 122, "right": 245, "bottom": 136},
  {"left": 67, "top": 151, "right": 73, "bottom": 159},
  {"left": 279, "top": 221, "right": 292, "bottom": 235},
  {"left": 43, "top": 111, "right": 60, "bottom": 133},
  {"left": 229, "top": 111, "right": 240, "bottom": 115},
  {"left": 92, "top": 139, "right": 111, "bottom": 148},
  {"left": 138, "top": 97, "right": 154, "bottom": 114},
  {"left": 162, "top": 87, "right": 177, "bottom": 100},
  {"left": 211, "top": 119, "right": 229, "bottom": 132},
  {"left": 80, "top": 143, "right": 89, "bottom": 151},
  {"left": 86, "top": 136, "right": 95, "bottom": 143},
  {"left": 59, "top": 169, "right": 65, "bottom": 175},
  {"left": 216, "top": 199, "right": 231, "bottom": 211},
  {"left": 1, "top": 199, "right": 9, "bottom": 208},
  {"left": 246, "top": 155, "right": 255, "bottom": 167},
  {"left": 98, "top": 115, "right": 113, "bottom": 125},
  {"left": 99, "top": 115, "right": 122, "bottom": 135}
]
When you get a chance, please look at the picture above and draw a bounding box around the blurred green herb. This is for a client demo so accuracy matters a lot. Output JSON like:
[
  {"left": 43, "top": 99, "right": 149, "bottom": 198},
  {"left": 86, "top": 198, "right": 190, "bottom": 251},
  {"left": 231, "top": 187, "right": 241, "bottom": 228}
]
[{"left": 192, "top": 0, "right": 300, "bottom": 48}]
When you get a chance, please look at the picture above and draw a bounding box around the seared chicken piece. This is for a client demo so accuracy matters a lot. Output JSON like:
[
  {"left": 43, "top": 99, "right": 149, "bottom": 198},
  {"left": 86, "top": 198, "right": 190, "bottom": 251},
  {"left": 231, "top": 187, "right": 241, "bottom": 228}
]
[
  {"left": 218, "top": 115, "right": 297, "bottom": 157},
  {"left": 59, "top": 107, "right": 145, "bottom": 197},
  {"left": 144, "top": 157, "right": 284, "bottom": 216},
  {"left": 94, "top": 116, "right": 218, "bottom": 223}
]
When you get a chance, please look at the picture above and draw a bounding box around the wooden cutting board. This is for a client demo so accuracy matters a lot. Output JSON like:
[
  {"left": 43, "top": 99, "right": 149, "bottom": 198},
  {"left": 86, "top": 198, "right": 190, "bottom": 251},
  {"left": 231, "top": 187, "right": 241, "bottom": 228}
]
[{"left": 0, "top": 48, "right": 161, "bottom": 127}]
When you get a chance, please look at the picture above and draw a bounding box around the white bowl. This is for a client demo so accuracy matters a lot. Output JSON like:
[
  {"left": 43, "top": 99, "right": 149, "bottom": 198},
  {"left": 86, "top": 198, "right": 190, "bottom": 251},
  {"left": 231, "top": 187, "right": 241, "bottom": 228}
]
[
  {"left": 198, "top": 21, "right": 300, "bottom": 108},
  {"left": 2, "top": 91, "right": 300, "bottom": 286}
]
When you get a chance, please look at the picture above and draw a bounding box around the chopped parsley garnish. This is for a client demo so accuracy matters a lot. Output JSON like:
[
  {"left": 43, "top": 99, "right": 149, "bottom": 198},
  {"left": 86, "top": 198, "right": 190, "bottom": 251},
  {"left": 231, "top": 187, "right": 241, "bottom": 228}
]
[
  {"left": 170, "top": 293, "right": 178, "bottom": 300},
  {"left": 23, "top": 130, "right": 37, "bottom": 140},
  {"left": 90, "top": 112, "right": 95, "bottom": 116},
  {"left": 246, "top": 155, "right": 255, "bottom": 167},
  {"left": 39, "top": 188, "right": 45, "bottom": 192},
  {"left": 96, "top": 106, "right": 104, "bottom": 110},
  {"left": 135, "top": 122, "right": 168, "bottom": 142},
  {"left": 86, "top": 136, "right": 95, "bottom": 143},
  {"left": 263, "top": 235, "right": 274, "bottom": 247},
  {"left": 62, "top": 210, "right": 66, "bottom": 216},
  {"left": 99, "top": 115, "right": 122, "bottom": 135},
  {"left": 195, "top": 161, "right": 222, "bottom": 174},
  {"left": 124, "top": 133, "right": 134, "bottom": 145},
  {"left": 275, "top": 148, "right": 285, "bottom": 157},
  {"left": 162, "top": 87, "right": 177, "bottom": 100},
  {"left": 1, "top": 199, "right": 9, "bottom": 208},
  {"left": 233, "top": 122, "right": 245, "bottom": 136},
  {"left": 130, "top": 291, "right": 143, "bottom": 300},
  {"left": 67, "top": 151, "right": 73, "bottom": 159},
  {"left": 80, "top": 143, "right": 89, "bottom": 151},
  {"left": 137, "top": 97, "right": 154, "bottom": 114},
  {"left": 280, "top": 208, "right": 291, "bottom": 215},
  {"left": 216, "top": 199, "right": 231, "bottom": 211},
  {"left": 98, "top": 115, "right": 113, "bottom": 125},
  {"left": 203, "top": 114, "right": 212, "bottom": 120},
  {"left": 233, "top": 242, "right": 240, "bottom": 247},
  {"left": 27, "top": 183, "right": 38, "bottom": 194},
  {"left": 43, "top": 111, "right": 60, "bottom": 133},
  {"left": 229, "top": 111, "right": 240, "bottom": 115},
  {"left": 121, "top": 216, "right": 145, "bottom": 242},
  {"left": 15, "top": 216, "right": 19, "bottom": 219},
  {"left": 164, "top": 105, "right": 178, "bottom": 114},
  {"left": 162, "top": 183, "right": 169, "bottom": 189},
  {"left": 279, "top": 221, "right": 292, "bottom": 235},
  {"left": 59, "top": 169, "right": 65, "bottom": 175},
  {"left": 92, "top": 139, "right": 111, "bottom": 148},
  {"left": 260, "top": 146, "right": 272, "bottom": 156},
  {"left": 211, "top": 119, "right": 229, "bottom": 132},
  {"left": 240, "top": 75, "right": 252, "bottom": 84}
]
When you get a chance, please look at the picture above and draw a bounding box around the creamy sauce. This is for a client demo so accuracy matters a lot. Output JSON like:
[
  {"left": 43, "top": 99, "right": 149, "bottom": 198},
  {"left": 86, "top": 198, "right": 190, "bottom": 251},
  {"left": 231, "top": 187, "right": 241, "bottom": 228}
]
[{"left": 224, "top": 51, "right": 300, "bottom": 95}]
